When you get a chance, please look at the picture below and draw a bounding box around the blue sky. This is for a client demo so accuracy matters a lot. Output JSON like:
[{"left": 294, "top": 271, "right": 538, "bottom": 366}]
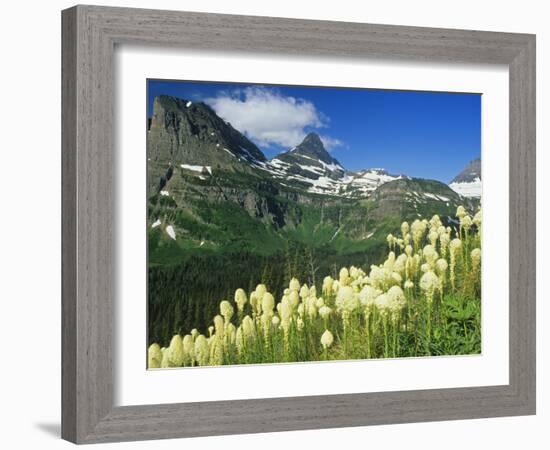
[{"left": 148, "top": 79, "right": 481, "bottom": 183}]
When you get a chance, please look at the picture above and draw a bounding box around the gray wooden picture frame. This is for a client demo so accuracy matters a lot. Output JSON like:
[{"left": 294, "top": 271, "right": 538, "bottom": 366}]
[{"left": 61, "top": 4, "right": 536, "bottom": 444}]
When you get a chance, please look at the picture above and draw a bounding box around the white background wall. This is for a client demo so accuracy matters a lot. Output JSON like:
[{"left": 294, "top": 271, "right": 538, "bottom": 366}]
[{"left": 0, "top": 0, "right": 546, "bottom": 448}]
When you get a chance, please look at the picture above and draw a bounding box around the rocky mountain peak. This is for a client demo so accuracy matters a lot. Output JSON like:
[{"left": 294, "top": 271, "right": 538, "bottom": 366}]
[
  {"left": 290, "top": 132, "right": 339, "bottom": 166},
  {"left": 147, "top": 94, "right": 268, "bottom": 194},
  {"left": 148, "top": 95, "right": 266, "bottom": 165},
  {"left": 264, "top": 134, "right": 410, "bottom": 198},
  {"left": 449, "top": 157, "right": 481, "bottom": 198},
  {"left": 272, "top": 132, "right": 344, "bottom": 181},
  {"left": 451, "top": 158, "right": 481, "bottom": 184}
]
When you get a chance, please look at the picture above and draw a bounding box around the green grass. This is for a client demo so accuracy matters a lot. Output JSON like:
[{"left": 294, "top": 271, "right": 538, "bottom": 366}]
[{"left": 148, "top": 208, "right": 482, "bottom": 367}]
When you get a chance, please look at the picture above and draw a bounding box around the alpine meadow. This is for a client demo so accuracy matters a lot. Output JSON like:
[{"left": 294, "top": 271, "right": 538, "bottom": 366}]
[{"left": 146, "top": 81, "right": 482, "bottom": 368}]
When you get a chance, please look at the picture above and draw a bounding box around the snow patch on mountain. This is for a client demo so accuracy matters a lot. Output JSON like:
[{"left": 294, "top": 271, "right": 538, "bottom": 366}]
[
  {"left": 449, "top": 178, "right": 482, "bottom": 198},
  {"left": 165, "top": 225, "right": 176, "bottom": 240},
  {"left": 342, "top": 169, "right": 403, "bottom": 197},
  {"left": 180, "top": 164, "right": 212, "bottom": 175},
  {"left": 257, "top": 162, "right": 402, "bottom": 198},
  {"left": 450, "top": 158, "right": 481, "bottom": 198}
]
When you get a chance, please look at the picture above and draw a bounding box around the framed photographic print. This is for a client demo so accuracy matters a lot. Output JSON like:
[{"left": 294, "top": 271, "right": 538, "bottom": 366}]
[
  {"left": 62, "top": 5, "right": 536, "bottom": 444},
  {"left": 145, "top": 79, "right": 483, "bottom": 367}
]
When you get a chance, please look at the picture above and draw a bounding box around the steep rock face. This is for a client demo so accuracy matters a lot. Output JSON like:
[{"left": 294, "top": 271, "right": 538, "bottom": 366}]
[
  {"left": 150, "top": 167, "right": 337, "bottom": 232},
  {"left": 451, "top": 158, "right": 481, "bottom": 183},
  {"left": 449, "top": 158, "right": 481, "bottom": 198},
  {"left": 273, "top": 133, "right": 345, "bottom": 180},
  {"left": 147, "top": 95, "right": 266, "bottom": 193}
]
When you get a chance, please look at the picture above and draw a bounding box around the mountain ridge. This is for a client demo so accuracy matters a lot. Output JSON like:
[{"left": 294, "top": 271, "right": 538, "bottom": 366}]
[
  {"left": 147, "top": 94, "right": 478, "bottom": 245},
  {"left": 148, "top": 95, "right": 479, "bottom": 201}
]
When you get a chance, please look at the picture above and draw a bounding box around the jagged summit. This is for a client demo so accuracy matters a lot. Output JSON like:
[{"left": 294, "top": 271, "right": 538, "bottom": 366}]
[
  {"left": 148, "top": 95, "right": 266, "bottom": 166},
  {"left": 293, "top": 132, "right": 338, "bottom": 165},
  {"left": 147, "top": 95, "right": 268, "bottom": 193},
  {"left": 270, "top": 132, "right": 345, "bottom": 184},
  {"left": 275, "top": 132, "right": 342, "bottom": 169},
  {"left": 451, "top": 158, "right": 481, "bottom": 184}
]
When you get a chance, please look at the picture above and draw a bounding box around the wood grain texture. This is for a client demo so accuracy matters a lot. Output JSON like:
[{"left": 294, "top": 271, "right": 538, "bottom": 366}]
[
  {"left": 61, "top": 7, "right": 77, "bottom": 443},
  {"left": 508, "top": 36, "right": 536, "bottom": 408},
  {"left": 61, "top": 5, "right": 536, "bottom": 444}
]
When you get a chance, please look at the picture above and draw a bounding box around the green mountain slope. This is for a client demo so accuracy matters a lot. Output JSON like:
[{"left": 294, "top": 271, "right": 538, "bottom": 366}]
[{"left": 146, "top": 95, "right": 480, "bottom": 344}]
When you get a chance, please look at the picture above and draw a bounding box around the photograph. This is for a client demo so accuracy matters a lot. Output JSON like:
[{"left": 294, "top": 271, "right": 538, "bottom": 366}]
[{"left": 146, "top": 79, "right": 482, "bottom": 368}]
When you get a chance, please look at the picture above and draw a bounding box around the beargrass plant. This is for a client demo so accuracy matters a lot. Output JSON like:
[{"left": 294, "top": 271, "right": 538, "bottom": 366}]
[{"left": 148, "top": 206, "right": 482, "bottom": 368}]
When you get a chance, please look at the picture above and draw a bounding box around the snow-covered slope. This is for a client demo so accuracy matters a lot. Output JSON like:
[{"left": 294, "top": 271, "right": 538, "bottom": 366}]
[
  {"left": 449, "top": 158, "right": 482, "bottom": 198},
  {"left": 449, "top": 178, "right": 482, "bottom": 198},
  {"left": 249, "top": 133, "right": 403, "bottom": 198},
  {"left": 343, "top": 169, "right": 403, "bottom": 197},
  {"left": 257, "top": 159, "right": 402, "bottom": 198}
]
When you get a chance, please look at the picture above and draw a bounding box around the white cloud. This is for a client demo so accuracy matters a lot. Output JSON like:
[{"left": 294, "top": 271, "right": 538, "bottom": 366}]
[
  {"left": 206, "top": 87, "right": 343, "bottom": 149},
  {"left": 319, "top": 135, "right": 346, "bottom": 151}
]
